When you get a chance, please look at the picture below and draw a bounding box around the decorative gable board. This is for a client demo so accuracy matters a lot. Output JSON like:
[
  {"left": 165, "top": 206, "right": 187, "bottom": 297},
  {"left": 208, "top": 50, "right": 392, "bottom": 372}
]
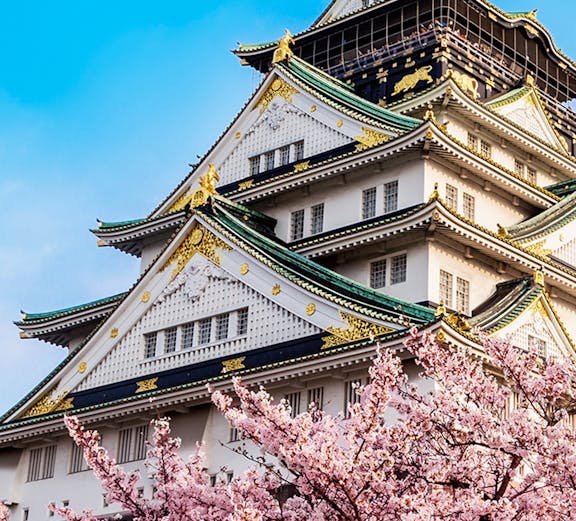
[
  {"left": 519, "top": 219, "right": 576, "bottom": 269},
  {"left": 495, "top": 297, "right": 575, "bottom": 362},
  {"left": 490, "top": 91, "right": 567, "bottom": 152},
  {"left": 218, "top": 98, "right": 351, "bottom": 186},
  {"left": 315, "top": 0, "right": 372, "bottom": 26},
  {"left": 76, "top": 256, "right": 321, "bottom": 391}
]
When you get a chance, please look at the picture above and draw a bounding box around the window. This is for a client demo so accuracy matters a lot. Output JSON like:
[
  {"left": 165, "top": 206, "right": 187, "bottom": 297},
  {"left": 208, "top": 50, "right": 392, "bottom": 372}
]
[
  {"left": 284, "top": 392, "right": 301, "bottom": 418},
  {"left": 467, "top": 132, "right": 478, "bottom": 150},
  {"left": 463, "top": 193, "right": 475, "bottom": 221},
  {"left": 118, "top": 425, "right": 149, "bottom": 464},
  {"left": 144, "top": 332, "right": 157, "bottom": 359},
  {"left": 390, "top": 254, "right": 407, "bottom": 284},
  {"left": 446, "top": 184, "right": 458, "bottom": 210},
  {"left": 307, "top": 387, "right": 324, "bottom": 410},
  {"left": 181, "top": 323, "right": 194, "bottom": 350},
  {"left": 344, "top": 378, "right": 366, "bottom": 417},
  {"left": 237, "top": 308, "right": 249, "bottom": 336},
  {"left": 249, "top": 156, "right": 260, "bottom": 176},
  {"left": 439, "top": 270, "right": 453, "bottom": 308},
  {"left": 480, "top": 140, "right": 491, "bottom": 158},
  {"left": 215, "top": 314, "right": 230, "bottom": 341},
  {"left": 264, "top": 151, "right": 275, "bottom": 171},
  {"left": 229, "top": 427, "right": 240, "bottom": 442},
  {"left": 514, "top": 158, "right": 524, "bottom": 176},
  {"left": 456, "top": 277, "right": 470, "bottom": 315},
  {"left": 290, "top": 209, "right": 305, "bottom": 240},
  {"left": 279, "top": 145, "right": 290, "bottom": 166},
  {"left": 69, "top": 441, "right": 89, "bottom": 474},
  {"left": 22, "top": 509, "right": 29, "bottom": 521},
  {"left": 198, "top": 318, "right": 212, "bottom": 345},
  {"left": 27, "top": 445, "right": 57, "bottom": 482},
  {"left": 310, "top": 203, "right": 324, "bottom": 235},
  {"left": 294, "top": 140, "right": 305, "bottom": 161},
  {"left": 362, "top": 187, "right": 377, "bottom": 219},
  {"left": 527, "top": 167, "right": 537, "bottom": 184},
  {"left": 164, "top": 327, "right": 177, "bottom": 354},
  {"left": 383, "top": 180, "right": 398, "bottom": 213},
  {"left": 370, "top": 259, "right": 387, "bottom": 288}
]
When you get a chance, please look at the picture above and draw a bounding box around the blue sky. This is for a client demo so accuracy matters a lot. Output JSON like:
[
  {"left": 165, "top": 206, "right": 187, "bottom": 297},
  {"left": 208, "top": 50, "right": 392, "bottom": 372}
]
[{"left": 1, "top": 0, "right": 575, "bottom": 415}]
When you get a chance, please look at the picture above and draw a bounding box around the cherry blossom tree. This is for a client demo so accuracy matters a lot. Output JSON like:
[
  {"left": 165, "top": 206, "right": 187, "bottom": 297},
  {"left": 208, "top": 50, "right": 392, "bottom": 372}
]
[
  {"left": 47, "top": 329, "right": 576, "bottom": 520},
  {"left": 0, "top": 503, "right": 9, "bottom": 521}
]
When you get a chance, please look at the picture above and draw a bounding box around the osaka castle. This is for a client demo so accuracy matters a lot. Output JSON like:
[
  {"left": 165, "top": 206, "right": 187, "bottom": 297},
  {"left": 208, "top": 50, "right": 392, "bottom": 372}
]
[{"left": 5, "top": 0, "right": 576, "bottom": 517}]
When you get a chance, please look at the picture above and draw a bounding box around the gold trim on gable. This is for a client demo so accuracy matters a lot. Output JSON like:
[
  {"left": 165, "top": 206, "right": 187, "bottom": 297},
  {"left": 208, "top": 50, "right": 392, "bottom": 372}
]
[{"left": 322, "top": 311, "right": 395, "bottom": 349}]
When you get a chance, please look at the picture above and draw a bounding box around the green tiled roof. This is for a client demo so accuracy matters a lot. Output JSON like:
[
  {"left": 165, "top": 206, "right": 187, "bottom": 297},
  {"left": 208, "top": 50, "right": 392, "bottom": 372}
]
[
  {"left": 97, "top": 218, "right": 145, "bottom": 230},
  {"left": 281, "top": 56, "right": 422, "bottom": 131},
  {"left": 485, "top": 86, "right": 531, "bottom": 109},
  {"left": 19, "top": 293, "right": 127, "bottom": 324},
  {"left": 546, "top": 179, "right": 576, "bottom": 199}
]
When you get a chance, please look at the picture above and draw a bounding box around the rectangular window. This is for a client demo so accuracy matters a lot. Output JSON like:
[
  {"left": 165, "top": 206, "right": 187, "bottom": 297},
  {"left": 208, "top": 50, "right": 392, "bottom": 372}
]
[
  {"left": 198, "top": 318, "right": 212, "bottom": 345},
  {"left": 164, "top": 327, "right": 177, "bottom": 354},
  {"left": 439, "top": 270, "right": 453, "bottom": 308},
  {"left": 27, "top": 445, "right": 57, "bottom": 482},
  {"left": 480, "top": 140, "right": 491, "bottom": 158},
  {"left": 456, "top": 277, "right": 470, "bottom": 315},
  {"left": 310, "top": 203, "right": 324, "bottom": 235},
  {"left": 514, "top": 158, "right": 524, "bottom": 176},
  {"left": 370, "top": 259, "right": 387, "bottom": 289},
  {"left": 144, "top": 332, "right": 157, "bottom": 359},
  {"left": 118, "top": 425, "right": 149, "bottom": 464},
  {"left": 229, "top": 427, "right": 240, "bottom": 442},
  {"left": 69, "top": 442, "right": 88, "bottom": 474},
  {"left": 181, "top": 323, "right": 194, "bottom": 350},
  {"left": 362, "top": 187, "right": 377, "bottom": 219},
  {"left": 264, "top": 151, "right": 275, "bottom": 171},
  {"left": 446, "top": 184, "right": 458, "bottom": 211},
  {"left": 215, "top": 314, "right": 230, "bottom": 341},
  {"left": 307, "top": 387, "right": 324, "bottom": 410},
  {"left": 383, "top": 180, "right": 398, "bottom": 213},
  {"left": 294, "top": 140, "right": 305, "bottom": 161},
  {"left": 290, "top": 209, "right": 305, "bottom": 240},
  {"left": 237, "top": 308, "right": 249, "bottom": 336},
  {"left": 467, "top": 132, "right": 478, "bottom": 150},
  {"left": 285, "top": 392, "right": 301, "bottom": 418},
  {"left": 390, "top": 254, "right": 407, "bottom": 284},
  {"left": 344, "top": 378, "right": 365, "bottom": 418},
  {"left": 249, "top": 156, "right": 260, "bottom": 176},
  {"left": 279, "top": 145, "right": 290, "bottom": 166},
  {"left": 463, "top": 193, "right": 475, "bottom": 221},
  {"left": 527, "top": 167, "right": 537, "bottom": 184}
]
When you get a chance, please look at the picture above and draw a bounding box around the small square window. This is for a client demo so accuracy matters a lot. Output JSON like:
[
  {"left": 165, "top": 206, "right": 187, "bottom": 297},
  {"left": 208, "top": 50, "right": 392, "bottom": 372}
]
[
  {"left": 526, "top": 167, "right": 537, "bottom": 184},
  {"left": 370, "top": 259, "right": 387, "bottom": 289},
  {"left": 467, "top": 132, "right": 478, "bottom": 150},
  {"left": 480, "top": 140, "right": 491, "bottom": 158},
  {"left": 390, "top": 254, "right": 407, "bottom": 284},
  {"left": 514, "top": 158, "right": 525, "bottom": 176}
]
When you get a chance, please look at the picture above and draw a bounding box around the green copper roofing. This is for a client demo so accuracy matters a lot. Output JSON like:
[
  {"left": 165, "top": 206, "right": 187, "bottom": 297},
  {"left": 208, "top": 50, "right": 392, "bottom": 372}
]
[
  {"left": 237, "top": 41, "right": 276, "bottom": 52},
  {"left": 19, "top": 292, "right": 128, "bottom": 324},
  {"left": 199, "top": 198, "right": 435, "bottom": 324},
  {"left": 470, "top": 277, "right": 542, "bottom": 333},
  {"left": 507, "top": 190, "right": 576, "bottom": 242},
  {"left": 546, "top": 179, "right": 576, "bottom": 199},
  {"left": 485, "top": 85, "right": 531, "bottom": 109},
  {"left": 97, "top": 218, "right": 145, "bottom": 230},
  {"left": 281, "top": 56, "right": 422, "bottom": 131}
]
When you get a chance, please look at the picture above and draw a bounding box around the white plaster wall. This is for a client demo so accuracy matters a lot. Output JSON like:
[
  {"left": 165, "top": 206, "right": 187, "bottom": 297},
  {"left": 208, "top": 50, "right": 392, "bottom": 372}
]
[{"left": 549, "top": 297, "right": 576, "bottom": 343}]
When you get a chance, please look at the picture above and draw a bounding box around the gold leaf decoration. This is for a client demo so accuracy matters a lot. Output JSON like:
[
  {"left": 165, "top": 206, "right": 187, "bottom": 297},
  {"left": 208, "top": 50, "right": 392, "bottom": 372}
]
[
  {"left": 162, "top": 224, "right": 233, "bottom": 281},
  {"left": 306, "top": 304, "right": 316, "bottom": 316},
  {"left": 257, "top": 78, "right": 299, "bottom": 113},
  {"left": 238, "top": 179, "right": 255, "bottom": 190},
  {"left": 450, "top": 70, "right": 479, "bottom": 99},
  {"left": 272, "top": 284, "right": 281, "bottom": 296},
  {"left": 21, "top": 389, "right": 74, "bottom": 419},
  {"left": 354, "top": 127, "right": 390, "bottom": 152},
  {"left": 135, "top": 377, "right": 159, "bottom": 394},
  {"left": 524, "top": 240, "right": 552, "bottom": 258},
  {"left": 110, "top": 328, "right": 119, "bottom": 338},
  {"left": 240, "top": 263, "right": 250, "bottom": 275},
  {"left": 322, "top": 311, "right": 395, "bottom": 350},
  {"left": 167, "top": 191, "right": 193, "bottom": 214},
  {"left": 392, "top": 65, "right": 433, "bottom": 96},
  {"left": 78, "top": 362, "right": 87, "bottom": 374},
  {"left": 222, "top": 357, "right": 246, "bottom": 373},
  {"left": 293, "top": 161, "right": 311, "bottom": 173},
  {"left": 141, "top": 292, "right": 151, "bottom": 303}
]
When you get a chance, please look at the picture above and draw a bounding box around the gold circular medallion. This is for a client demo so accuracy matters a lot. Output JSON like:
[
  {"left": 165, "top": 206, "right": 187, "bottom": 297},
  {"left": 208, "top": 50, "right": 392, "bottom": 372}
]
[
  {"left": 141, "top": 291, "right": 151, "bottom": 303},
  {"left": 190, "top": 227, "right": 204, "bottom": 246},
  {"left": 310, "top": 105, "right": 317, "bottom": 112},
  {"left": 272, "top": 79, "right": 282, "bottom": 91},
  {"left": 272, "top": 284, "right": 281, "bottom": 296},
  {"left": 110, "top": 328, "right": 119, "bottom": 339},
  {"left": 235, "top": 132, "right": 242, "bottom": 139},
  {"left": 306, "top": 304, "right": 316, "bottom": 316},
  {"left": 240, "top": 263, "right": 249, "bottom": 275},
  {"left": 78, "top": 362, "right": 87, "bottom": 374},
  {"left": 336, "top": 119, "right": 343, "bottom": 128}
]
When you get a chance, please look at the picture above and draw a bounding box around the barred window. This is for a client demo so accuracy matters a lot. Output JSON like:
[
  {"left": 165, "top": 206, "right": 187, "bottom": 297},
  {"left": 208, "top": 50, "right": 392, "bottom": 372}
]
[
  {"left": 307, "top": 387, "right": 324, "bottom": 410},
  {"left": 514, "top": 158, "right": 524, "bottom": 176},
  {"left": 237, "top": 308, "right": 249, "bottom": 336},
  {"left": 279, "top": 145, "right": 290, "bottom": 166},
  {"left": 294, "top": 140, "right": 305, "bottom": 161},
  {"left": 480, "top": 140, "right": 491, "bottom": 158},
  {"left": 229, "top": 427, "right": 241, "bottom": 442},
  {"left": 362, "top": 187, "right": 377, "bottom": 219},
  {"left": 215, "top": 314, "right": 230, "bottom": 341},
  {"left": 467, "top": 132, "right": 478, "bottom": 150},
  {"left": 181, "top": 323, "right": 194, "bottom": 350},
  {"left": 463, "top": 193, "right": 475, "bottom": 221},
  {"left": 284, "top": 392, "right": 301, "bottom": 418},
  {"left": 27, "top": 445, "right": 56, "bottom": 482},
  {"left": 249, "top": 156, "right": 260, "bottom": 176},
  {"left": 456, "top": 277, "right": 470, "bottom": 315},
  {"left": 527, "top": 167, "right": 537, "bottom": 184},
  {"left": 290, "top": 209, "right": 305, "bottom": 240},
  {"left": 383, "top": 180, "right": 398, "bottom": 213},
  {"left": 446, "top": 184, "right": 458, "bottom": 210},
  {"left": 390, "top": 254, "right": 407, "bottom": 284},
  {"left": 310, "top": 203, "right": 324, "bottom": 235},
  {"left": 144, "top": 332, "right": 157, "bottom": 359},
  {"left": 439, "top": 270, "right": 453, "bottom": 308},
  {"left": 69, "top": 441, "right": 89, "bottom": 474},
  {"left": 198, "top": 318, "right": 212, "bottom": 345},
  {"left": 118, "top": 425, "right": 149, "bottom": 464},
  {"left": 370, "top": 259, "right": 387, "bottom": 288},
  {"left": 344, "top": 378, "right": 366, "bottom": 418},
  {"left": 264, "top": 151, "right": 275, "bottom": 171},
  {"left": 164, "top": 327, "right": 177, "bottom": 354}
]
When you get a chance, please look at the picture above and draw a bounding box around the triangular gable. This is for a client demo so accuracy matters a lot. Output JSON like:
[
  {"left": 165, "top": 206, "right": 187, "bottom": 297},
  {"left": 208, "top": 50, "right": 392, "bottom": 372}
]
[
  {"left": 314, "top": 0, "right": 380, "bottom": 27},
  {"left": 487, "top": 86, "right": 567, "bottom": 152},
  {"left": 7, "top": 199, "right": 428, "bottom": 423}
]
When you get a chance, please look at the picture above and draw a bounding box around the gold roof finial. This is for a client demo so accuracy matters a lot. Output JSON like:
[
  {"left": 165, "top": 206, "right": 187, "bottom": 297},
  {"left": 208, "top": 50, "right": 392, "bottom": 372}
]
[
  {"left": 428, "top": 182, "right": 440, "bottom": 202},
  {"left": 272, "top": 29, "right": 295, "bottom": 64},
  {"left": 199, "top": 164, "right": 220, "bottom": 195},
  {"left": 497, "top": 224, "right": 510, "bottom": 239},
  {"left": 526, "top": 74, "right": 535, "bottom": 87},
  {"left": 435, "top": 301, "right": 447, "bottom": 318},
  {"left": 533, "top": 267, "right": 545, "bottom": 287}
]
